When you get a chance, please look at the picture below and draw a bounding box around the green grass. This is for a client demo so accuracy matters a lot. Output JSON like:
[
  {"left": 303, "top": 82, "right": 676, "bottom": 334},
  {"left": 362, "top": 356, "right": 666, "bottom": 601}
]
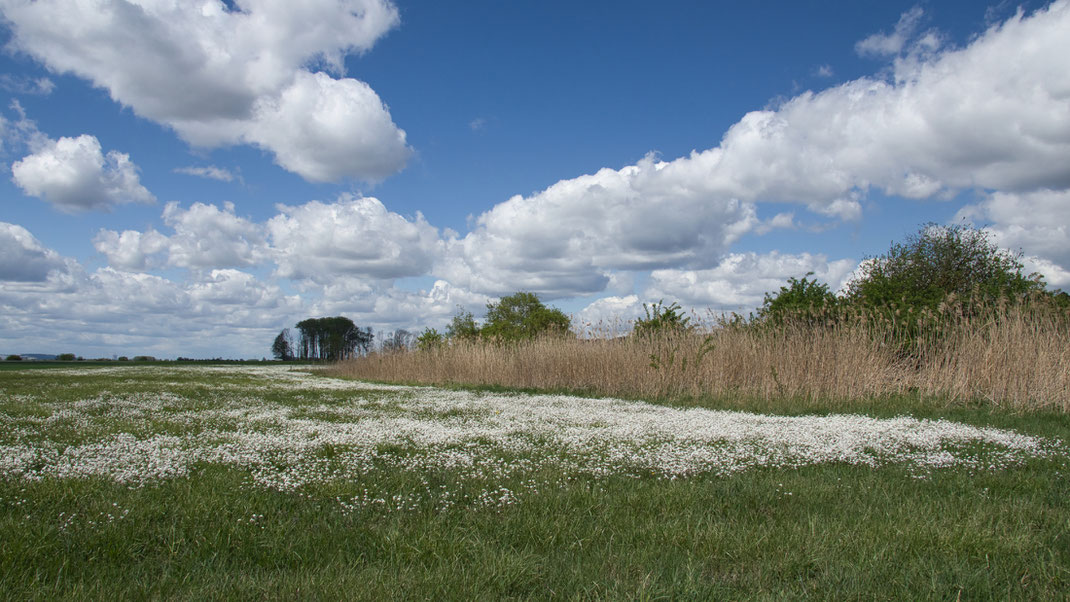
[{"left": 1, "top": 364, "right": 1068, "bottom": 600}]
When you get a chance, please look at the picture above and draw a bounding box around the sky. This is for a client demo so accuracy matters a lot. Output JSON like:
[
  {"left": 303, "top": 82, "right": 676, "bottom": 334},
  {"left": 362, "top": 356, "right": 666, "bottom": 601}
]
[{"left": 1, "top": 0, "right": 1068, "bottom": 359}]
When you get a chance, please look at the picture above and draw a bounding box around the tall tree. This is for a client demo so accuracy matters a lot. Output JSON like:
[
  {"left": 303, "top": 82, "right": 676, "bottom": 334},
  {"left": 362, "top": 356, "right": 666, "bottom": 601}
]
[
  {"left": 294, "top": 317, "right": 373, "bottom": 360},
  {"left": 271, "top": 328, "right": 293, "bottom": 360}
]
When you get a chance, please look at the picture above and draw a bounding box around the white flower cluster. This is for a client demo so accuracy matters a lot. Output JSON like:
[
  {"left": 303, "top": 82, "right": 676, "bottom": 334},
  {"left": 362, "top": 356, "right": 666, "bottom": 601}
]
[{"left": 1, "top": 365, "right": 1064, "bottom": 512}]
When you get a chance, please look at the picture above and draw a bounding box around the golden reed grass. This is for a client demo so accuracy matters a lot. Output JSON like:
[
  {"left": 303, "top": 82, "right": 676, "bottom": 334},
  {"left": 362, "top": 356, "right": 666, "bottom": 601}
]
[{"left": 331, "top": 301, "right": 1070, "bottom": 412}]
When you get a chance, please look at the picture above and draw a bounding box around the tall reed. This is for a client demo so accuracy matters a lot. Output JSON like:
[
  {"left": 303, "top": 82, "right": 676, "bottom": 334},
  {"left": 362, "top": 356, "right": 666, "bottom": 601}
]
[{"left": 331, "top": 300, "right": 1070, "bottom": 412}]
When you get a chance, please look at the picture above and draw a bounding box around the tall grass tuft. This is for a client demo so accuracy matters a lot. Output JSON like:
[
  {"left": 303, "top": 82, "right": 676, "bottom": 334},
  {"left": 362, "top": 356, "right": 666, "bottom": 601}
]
[{"left": 332, "top": 298, "right": 1070, "bottom": 412}]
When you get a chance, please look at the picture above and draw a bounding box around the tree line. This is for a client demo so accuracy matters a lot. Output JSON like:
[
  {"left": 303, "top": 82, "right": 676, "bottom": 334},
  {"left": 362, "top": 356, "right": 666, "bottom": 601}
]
[
  {"left": 274, "top": 224, "right": 1068, "bottom": 360},
  {"left": 272, "top": 316, "right": 373, "bottom": 361}
]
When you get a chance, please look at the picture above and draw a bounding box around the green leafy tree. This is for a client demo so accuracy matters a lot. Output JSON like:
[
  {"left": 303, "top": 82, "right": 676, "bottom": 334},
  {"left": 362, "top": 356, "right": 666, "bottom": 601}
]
[
  {"left": 759, "top": 273, "right": 837, "bottom": 324},
  {"left": 481, "top": 292, "right": 571, "bottom": 341},
  {"left": 846, "top": 223, "right": 1043, "bottom": 312},
  {"left": 294, "top": 317, "right": 373, "bottom": 360},
  {"left": 633, "top": 300, "right": 692, "bottom": 337},
  {"left": 445, "top": 308, "right": 481, "bottom": 341},
  {"left": 415, "top": 328, "right": 445, "bottom": 350},
  {"left": 56, "top": 353, "right": 77, "bottom": 361},
  {"left": 5, "top": 354, "right": 22, "bottom": 361}
]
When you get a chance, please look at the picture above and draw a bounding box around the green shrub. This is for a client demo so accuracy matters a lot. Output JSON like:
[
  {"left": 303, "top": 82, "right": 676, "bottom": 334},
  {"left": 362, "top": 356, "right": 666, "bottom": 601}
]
[
  {"left": 758, "top": 273, "right": 837, "bottom": 325},
  {"left": 415, "top": 328, "right": 445, "bottom": 351},
  {"left": 633, "top": 300, "right": 692, "bottom": 337},
  {"left": 56, "top": 353, "right": 77, "bottom": 361},
  {"left": 480, "top": 292, "right": 571, "bottom": 341},
  {"left": 445, "top": 308, "right": 480, "bottom": 341},
  {"left": 5, "top": 354, "right": 22, "bottom": 361},
  {"left": 846, "top": 223, "right": 1043, "bottom": 313}
]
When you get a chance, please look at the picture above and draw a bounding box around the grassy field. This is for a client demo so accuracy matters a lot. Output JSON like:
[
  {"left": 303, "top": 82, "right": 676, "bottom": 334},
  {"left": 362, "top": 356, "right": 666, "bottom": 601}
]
[{"left": 1, "top": 364, "right": 1069, "bottom": 599}]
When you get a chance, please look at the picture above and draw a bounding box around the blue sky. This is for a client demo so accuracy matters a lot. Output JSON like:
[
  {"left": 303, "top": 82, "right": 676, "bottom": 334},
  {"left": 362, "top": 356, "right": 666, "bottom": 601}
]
[{"left": 1, "top": 0, "right": 1068, "bottom": 359}]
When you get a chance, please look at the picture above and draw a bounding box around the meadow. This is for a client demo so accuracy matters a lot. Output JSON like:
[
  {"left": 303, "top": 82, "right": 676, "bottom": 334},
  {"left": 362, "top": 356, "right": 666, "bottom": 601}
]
[{"left": 2, "top": 363, "right": 1069, "bottom": 599}]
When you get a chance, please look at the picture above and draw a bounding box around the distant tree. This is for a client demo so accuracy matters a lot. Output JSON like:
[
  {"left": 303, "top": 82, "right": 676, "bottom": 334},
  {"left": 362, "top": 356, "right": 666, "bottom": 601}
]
[
  {"left": 272, "top": 328, "right": 294, "bottom": 360},
  {"left": 758, "top": 273, "right": 837, "bottom": 324},
  {"left": 415, "top": 327, "right": 445, "bottom": 351},
  {"left": 846, "top": 223, "right": 1043, "bottom": 313},
  {"left": 445, "top": 307, "right": 480, "bottom": 341},
  {"left": 482, "top": 292, "right": 571, "bottom": 341},
  {"left": 381, "top": 329, "right": 414, "bottom": 353},
  {"left": 633, "top": 300, "right": 692, "bottom": 337},
  {"left": 295, "top": 317, "right": 373, "bottom": 361},
  {"left": 56, "top": 353, "right": 77, "bottom": 361},
  {"left": 117, "top": 356, "right": 129, "bottom": 361},
  {"left": 5, "top": 354, "right": 22, "bottom": 361}
]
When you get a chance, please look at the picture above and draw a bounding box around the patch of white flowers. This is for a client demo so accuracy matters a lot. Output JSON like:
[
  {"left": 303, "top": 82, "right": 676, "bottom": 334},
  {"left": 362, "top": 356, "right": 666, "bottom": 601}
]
[{"left": 1, "top": 365, "right": 1065, "bottom": 512}]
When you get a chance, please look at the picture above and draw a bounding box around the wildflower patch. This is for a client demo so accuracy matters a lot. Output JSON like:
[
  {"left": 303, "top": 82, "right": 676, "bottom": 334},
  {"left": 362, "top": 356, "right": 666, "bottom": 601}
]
[{"left": 1, "top": 365, "right": 1064, "bottom": 512}]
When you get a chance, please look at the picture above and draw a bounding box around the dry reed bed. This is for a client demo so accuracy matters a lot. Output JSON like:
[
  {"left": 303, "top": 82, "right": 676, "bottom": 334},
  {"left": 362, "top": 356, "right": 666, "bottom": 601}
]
[{"left": 333, "top": 303, "right": 1070, "bottom": 412}]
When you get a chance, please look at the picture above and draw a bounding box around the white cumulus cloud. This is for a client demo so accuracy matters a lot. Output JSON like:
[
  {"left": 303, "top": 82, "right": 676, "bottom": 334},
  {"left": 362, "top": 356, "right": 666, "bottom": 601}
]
[
  {"left": 645, "top": 252, "right": 858, "bottom": 312},
  {"left": 437, "top": 154, "right": 760, "bottom": 298},
  {"left": 11, "top": 134, "right": 155, "bottom": 212},
  {"left": 0, "top": 221, "right": 70, "bottom": 282},
  {"left": 437, "top": 1, "right": 1070, "bottom": 299},
  {"left": 268, "top": 195, "right": 441, "bottom": 282},
  {"left": 94, "top": 201, "right": 267, "bottom": 270},
  {"left": 957, "top": 188, "right": 1070, "bottom": 287},
  {"left": 0, "top": 0, "right": 411, "bottom": 182}
]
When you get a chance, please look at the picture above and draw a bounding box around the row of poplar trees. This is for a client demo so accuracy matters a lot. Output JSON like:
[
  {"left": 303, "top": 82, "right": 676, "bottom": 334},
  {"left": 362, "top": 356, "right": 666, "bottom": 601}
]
[{"left": 272, "top": 316, "right": 373, "bottom": 361}]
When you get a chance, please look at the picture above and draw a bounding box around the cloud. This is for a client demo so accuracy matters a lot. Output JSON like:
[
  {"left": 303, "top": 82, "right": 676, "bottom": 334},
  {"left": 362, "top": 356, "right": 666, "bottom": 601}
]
[
  {"left": 957, "top": 188, "right": 1070, "bottom": 287},
  {"left": 815, "top": 64, "right": 834, "bottom": 78},
  {"left": 92, "top": 228, "right": 170, "bottom": 271},
  {"left": 161, "top": 201, "right": 267, "bottom": 269},
  {"left": 0, "top": 100, "right": 50, "bottom": 156},
  {"left": 0, "top": 0, "right": 411, "bottom": 182},
  {"left": 242, "top": 71, "right": 411, "bottom": 183},
  {"left": 437, "top": 154, "right": 760, "bottom": 298},
  {"left": 0, "top": 257, "right": 303, "bottom": 359},
  {"left": 174, "top": 165, "right": 237, "bottom": 182},
  {"left": 645, "top": 252, "right": 858, "bottom": 312},
  {"left": 435, "top": 2, "right": 1070, "bottom": 299},
  {"left": 855, "top": 6, "right": 927, "bottom": 57},
  {"left": 93, "top": 195, "right": 444, "bottom": 284},
  {"left": 10, "top": 134, "right": 155, "bottom": 212},
  {"left": 2, "top": 221, "right": 482, "bottom": 358},
  {"left": 94, "top": 201, "right": 267, "bottom": 270},
  {"left": 573, "top": 295, "right": 643, "bottom": 335},
  {"left": 0, "top": 221, "right": 69, "bottom": 281},
  {"left": 268, "top": 195, "right": 441, "bottom": 282},
  {"left": 0, "top": 74, "right": 54, "bottom": 95}
]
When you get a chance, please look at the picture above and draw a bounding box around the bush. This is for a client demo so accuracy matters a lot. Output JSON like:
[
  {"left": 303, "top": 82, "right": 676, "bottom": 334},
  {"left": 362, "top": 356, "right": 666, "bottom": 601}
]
[
  {"left": 446, "top": 308, "right": 480, "bottom": 341},
  {"left": 633, "top": 300, "right": 692, "bottom": 337},
  {"left": 5, "top": 354, "right": 22, "bottom": 361},
  {"left": 415, "top": 328, "right": 445, "bottom": 351},
  {"left": 481, "top": 292, "right": 571, "bottom": 341},
  {"left": 846, "top": 223, "right": 1043, "bottom": 313},
  {"left": 758, "top": 273, "right": 837, "bottom": 325},
  {"left": 56, "top": 353, "right": 77, "bottom": 361}
]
